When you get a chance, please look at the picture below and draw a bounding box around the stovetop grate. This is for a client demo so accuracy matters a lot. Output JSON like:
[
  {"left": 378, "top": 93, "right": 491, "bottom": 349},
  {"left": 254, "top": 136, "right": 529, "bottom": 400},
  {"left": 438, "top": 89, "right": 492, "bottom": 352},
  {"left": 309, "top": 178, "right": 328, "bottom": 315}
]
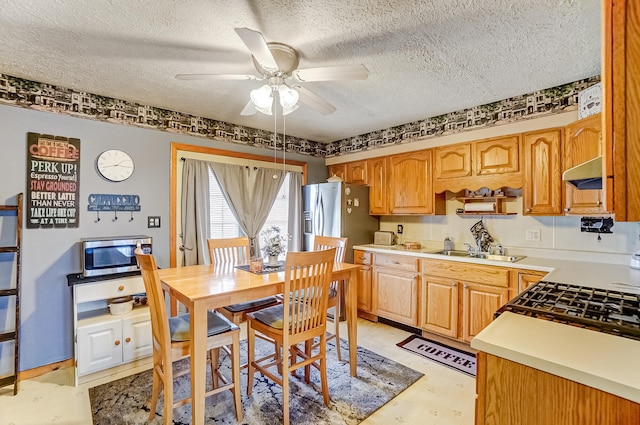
[{"left": 498, "top": 281, "right": 640, "bottom": 341}]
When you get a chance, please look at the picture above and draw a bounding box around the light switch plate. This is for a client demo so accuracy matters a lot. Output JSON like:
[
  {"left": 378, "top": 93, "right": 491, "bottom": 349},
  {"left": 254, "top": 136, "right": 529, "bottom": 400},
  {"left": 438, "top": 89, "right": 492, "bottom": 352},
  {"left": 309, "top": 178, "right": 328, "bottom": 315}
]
[{"left": 147, "top": 216, "right": 161, "bottom": 228}]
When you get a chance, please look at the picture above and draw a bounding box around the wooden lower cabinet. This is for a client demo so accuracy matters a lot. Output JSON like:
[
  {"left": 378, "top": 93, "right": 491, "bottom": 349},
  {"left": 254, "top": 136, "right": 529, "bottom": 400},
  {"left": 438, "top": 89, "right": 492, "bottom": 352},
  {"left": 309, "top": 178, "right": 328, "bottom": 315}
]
[
  {"left": 373, "top": 253, "right": 420, "bottom": 326},
  {"left": 475, "top": 352, "right": 640, "bottom": 425},
  {"left": 354, "top": 250, "right": 375, "bottom": 319},
  {"left": 420, "top": 259, "right": 509, "bottom": 342},
  {"left": 374, "top": 268, "right": 419, "bottom": 326},
  {"left": 461, "top": 282, "right": 508, "bottom": 343},
  {"left": 420, "top": 274, "right": 458, "bottom": 338},
  {"left": 516, "top": 270, "right": 547, "bottom": 293}
]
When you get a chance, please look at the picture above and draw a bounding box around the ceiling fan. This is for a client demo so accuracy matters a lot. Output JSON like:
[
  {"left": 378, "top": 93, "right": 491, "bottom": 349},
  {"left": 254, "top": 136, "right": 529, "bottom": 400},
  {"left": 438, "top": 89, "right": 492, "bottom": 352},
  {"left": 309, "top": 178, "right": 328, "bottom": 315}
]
[{"left": 176, "top": 28, "right": 369, "bottom": 116}]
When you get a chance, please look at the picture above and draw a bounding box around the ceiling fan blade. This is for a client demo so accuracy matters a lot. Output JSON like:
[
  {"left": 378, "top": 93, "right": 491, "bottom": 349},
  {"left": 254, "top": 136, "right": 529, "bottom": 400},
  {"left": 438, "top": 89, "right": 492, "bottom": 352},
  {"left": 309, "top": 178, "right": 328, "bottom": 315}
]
[
  {"left": 291, "top": 85, "right": 336, "bottom": 115},
  {"left": 292, "top": 64, "right": 369, "bottom": 82},
  {"left": 240, "top": 100, "right": 257, "bottom": 116},
  {"left": 234, "top": 27, "right": 278, "bottom": 71},
  {"left": 175, "top": 73, "right": 259, "bottom": 81}
]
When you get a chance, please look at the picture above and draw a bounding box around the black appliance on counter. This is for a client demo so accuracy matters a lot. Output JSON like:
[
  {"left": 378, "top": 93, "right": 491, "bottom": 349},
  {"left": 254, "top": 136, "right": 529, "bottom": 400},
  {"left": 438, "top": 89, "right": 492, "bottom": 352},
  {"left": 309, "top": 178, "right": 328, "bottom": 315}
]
[{"left": 497, "top": 281, "right": 640, "bottom": 341}]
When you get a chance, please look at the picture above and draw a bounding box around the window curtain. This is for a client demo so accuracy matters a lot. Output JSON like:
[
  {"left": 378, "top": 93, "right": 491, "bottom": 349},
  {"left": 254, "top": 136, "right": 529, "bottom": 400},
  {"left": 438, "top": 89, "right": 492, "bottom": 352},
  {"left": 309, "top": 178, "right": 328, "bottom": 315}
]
[
  {"left": 209, "top": 163, "right": 286, "bottom": 258},
  {"left": 287, "top": 171, "right": 303, "bottom": 252},
  {"left": 180, "top": 159, "right": 211, "bottom": 266}
]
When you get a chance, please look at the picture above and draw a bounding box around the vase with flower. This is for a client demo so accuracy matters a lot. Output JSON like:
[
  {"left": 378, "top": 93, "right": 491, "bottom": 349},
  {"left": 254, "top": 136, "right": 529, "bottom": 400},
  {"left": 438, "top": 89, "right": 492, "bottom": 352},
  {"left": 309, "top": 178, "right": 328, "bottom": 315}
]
[{"left": 261, "top": 226, "right": 287, "bottom": 267}]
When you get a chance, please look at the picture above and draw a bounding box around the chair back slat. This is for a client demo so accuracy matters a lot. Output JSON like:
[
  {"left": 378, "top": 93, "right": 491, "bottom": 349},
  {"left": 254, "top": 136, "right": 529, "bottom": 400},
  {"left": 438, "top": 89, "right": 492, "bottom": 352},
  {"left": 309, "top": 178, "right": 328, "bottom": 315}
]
[
  {"left": 284, "top": 249, "right": 335, "bottom": 336},
  {"left": 207, "top": 237, "right": 250, "bottom": 266},
  {"left": 135, "top": 250, "right": 171, "bottom": 358},
  {"left": 312, "top": 236, "right": 347, "bottom": 264},
  {"left": 313, "top": 236, "right": 348, "bottom": 293}
]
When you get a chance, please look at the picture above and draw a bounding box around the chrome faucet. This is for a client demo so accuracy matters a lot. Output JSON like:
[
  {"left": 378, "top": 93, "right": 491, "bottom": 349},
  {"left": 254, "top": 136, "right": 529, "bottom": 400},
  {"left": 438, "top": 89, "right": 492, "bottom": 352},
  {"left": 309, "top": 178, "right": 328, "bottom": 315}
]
[
  {"left": 476, "top": 234, "right": 485, "bottom": 255},
  {"left": 463, "top": 243, "right": 474, "bottom": 256}
]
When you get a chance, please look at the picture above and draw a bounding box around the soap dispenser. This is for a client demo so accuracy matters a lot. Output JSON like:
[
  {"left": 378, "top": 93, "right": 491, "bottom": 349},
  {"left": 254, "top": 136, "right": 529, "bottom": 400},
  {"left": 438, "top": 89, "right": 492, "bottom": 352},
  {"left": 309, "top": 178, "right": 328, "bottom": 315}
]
[{"left": 444, "top": 237, "right": 454, "bottom": 252}]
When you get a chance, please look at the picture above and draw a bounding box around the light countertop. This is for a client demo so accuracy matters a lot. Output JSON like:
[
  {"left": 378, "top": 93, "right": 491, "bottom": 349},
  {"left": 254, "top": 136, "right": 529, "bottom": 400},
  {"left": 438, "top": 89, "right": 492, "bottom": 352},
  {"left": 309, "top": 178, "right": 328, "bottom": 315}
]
[
  {"left": 354, "top": 243, "right": 640, "bottom": 402},
  {"left": 353, "top": 243, "right": 640, "bottom": 293},
  {"left": 471, "top": 312, "right": 640, "bottom": 403}
]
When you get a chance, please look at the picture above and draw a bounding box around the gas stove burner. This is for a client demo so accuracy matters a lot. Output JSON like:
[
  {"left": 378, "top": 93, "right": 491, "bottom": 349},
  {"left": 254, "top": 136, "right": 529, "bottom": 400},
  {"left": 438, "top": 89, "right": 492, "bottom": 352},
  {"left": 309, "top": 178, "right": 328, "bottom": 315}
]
[{"left": 497, "top": 281, "right": 640, "bottom": 341}]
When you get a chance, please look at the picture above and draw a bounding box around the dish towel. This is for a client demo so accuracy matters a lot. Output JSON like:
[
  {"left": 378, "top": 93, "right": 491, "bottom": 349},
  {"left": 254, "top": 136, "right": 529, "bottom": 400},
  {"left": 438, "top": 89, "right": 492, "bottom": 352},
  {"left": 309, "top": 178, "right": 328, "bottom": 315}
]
[{"left": 470, "top": 220, "right": 494, "bottom": 252}]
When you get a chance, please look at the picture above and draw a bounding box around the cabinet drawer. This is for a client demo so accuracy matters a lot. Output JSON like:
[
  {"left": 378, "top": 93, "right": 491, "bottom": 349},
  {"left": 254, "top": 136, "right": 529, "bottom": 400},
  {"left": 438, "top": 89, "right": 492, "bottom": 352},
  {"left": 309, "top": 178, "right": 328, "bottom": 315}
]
[
  {"left": 354, "top": 250, "right": 372, "bottom": 265},
  {"left": 75, "top": 276, "right": 145, "bottom": 303},
  {"left": 374, "top": 253, "right": 419, "bottom": 272},
  {"left": 420, "top": 259, "right": 509, "bottom": 287}
]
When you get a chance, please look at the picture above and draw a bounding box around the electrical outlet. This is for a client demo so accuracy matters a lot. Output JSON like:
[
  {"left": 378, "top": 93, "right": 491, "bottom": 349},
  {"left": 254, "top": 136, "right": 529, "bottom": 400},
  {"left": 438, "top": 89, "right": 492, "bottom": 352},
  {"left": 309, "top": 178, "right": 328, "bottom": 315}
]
[
  {"left": 397, "top": 224, "right": 403, "bottom": 234},
  {"left": 525, "top": 229, "right": 540, "bottom": 242}
]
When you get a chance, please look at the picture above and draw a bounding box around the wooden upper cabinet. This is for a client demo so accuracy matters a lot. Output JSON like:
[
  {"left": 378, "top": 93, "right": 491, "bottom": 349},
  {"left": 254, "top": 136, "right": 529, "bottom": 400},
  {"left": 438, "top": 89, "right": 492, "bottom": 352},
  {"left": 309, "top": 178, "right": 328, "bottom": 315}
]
[
  {"left": 475, "top": 135, "right": 521, "bottom": 175},
  {"left": 368, "top": 156, "right": 388, "bottom": 215},
  {"left": 433, "top": 135, "right": 523, "bottom": 193},
  {"left": 346, "top": 160, "right": 367, "bottom": 184},
  {"left": 434, "top": 143, "right": 472, "bottom": 179},
  {"left": 327, "top": 163, "right": 347, "bottom": 182},
  {"left": 605, "top": 0, "right": 640, "bottom": 221},
  {"left": 523, "top": 128, "right": 563, "bottom": 215},
  {"left": 388, "top": 150, "right": 444, "bottom": 215},
  {"left": 563, "top": 114, "right": 608, "bottom": 215}
]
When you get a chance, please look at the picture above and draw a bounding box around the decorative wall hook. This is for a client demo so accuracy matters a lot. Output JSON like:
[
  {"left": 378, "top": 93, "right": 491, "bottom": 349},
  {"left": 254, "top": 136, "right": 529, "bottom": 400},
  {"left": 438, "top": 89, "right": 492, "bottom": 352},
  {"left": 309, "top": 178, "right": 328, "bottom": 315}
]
[{"left": 88, "top": 193, "right": 141, "bottom": 224}]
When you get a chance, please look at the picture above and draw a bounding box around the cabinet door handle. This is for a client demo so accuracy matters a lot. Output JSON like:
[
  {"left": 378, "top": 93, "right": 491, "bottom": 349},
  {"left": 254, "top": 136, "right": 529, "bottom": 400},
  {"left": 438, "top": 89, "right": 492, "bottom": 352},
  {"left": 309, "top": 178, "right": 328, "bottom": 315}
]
[
  {"left": 114, "top": 340, "right": 121, "bottom": 346},
  {"left": 451, "top": 282, "right": 457, "bottom": 287},
  {"left": 125, "top": 337, "right": 131, "bottom": 343},
  {"left": 564, "top": 208, "right": 570, "bottom": 212},
  {"left": 362, "top": 266, "right": 371, "bottom": 272},
  {"left": 526, "top": 208, "right": 531, "bottom": 213},
  {"left": 463, "top": 284, "right": 468, "bottom": 289},
  {"left": 118, "top": 285, "right": 125, "bottom": 291}
]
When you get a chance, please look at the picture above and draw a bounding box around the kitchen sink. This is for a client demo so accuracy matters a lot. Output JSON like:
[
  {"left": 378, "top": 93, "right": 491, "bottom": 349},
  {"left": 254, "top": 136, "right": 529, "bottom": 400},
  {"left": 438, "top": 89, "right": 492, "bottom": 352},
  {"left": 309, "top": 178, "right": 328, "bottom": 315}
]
[
  {"left": 430, "top": 250, "right": 526, "bottom": 263},
  {"left": 432, "top": 250, "right": 473, "bottom": 257}
]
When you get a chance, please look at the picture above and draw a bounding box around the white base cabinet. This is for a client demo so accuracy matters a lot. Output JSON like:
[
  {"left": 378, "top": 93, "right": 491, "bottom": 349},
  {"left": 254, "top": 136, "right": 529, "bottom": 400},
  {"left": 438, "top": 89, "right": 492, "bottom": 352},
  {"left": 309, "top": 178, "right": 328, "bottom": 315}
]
[{"left": 72, "top": 274, "right": 152, "bottom": 385}]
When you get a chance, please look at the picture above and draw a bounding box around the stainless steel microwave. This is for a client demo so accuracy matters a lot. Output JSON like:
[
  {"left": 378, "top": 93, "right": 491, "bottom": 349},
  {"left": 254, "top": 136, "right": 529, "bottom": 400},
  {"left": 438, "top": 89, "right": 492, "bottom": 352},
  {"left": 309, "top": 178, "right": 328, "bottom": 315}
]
[{"left": 81, "top": 235, "right": 152, "bottom": 277}]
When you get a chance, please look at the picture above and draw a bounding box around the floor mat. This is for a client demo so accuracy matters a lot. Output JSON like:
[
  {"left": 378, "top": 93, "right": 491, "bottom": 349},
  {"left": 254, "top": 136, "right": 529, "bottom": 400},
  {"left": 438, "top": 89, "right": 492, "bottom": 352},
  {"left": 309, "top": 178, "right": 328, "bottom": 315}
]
[{"left": 397, "top": 334, "right": 476, "bottom": 377}]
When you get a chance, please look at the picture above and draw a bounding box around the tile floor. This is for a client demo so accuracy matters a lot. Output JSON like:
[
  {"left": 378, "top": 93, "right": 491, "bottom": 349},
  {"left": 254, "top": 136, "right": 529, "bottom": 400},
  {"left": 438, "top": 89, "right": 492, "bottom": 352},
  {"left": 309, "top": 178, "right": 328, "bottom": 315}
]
[{"left": 0, "top": 319, "right": 476, "bottom": 425}]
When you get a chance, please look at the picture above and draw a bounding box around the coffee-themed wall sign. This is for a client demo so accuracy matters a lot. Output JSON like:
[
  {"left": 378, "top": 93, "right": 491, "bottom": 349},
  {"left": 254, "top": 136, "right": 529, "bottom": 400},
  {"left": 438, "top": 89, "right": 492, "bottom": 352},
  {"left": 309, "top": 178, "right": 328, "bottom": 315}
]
[{"left": 26, "top": 132, "right": 80, "bottom": 228}]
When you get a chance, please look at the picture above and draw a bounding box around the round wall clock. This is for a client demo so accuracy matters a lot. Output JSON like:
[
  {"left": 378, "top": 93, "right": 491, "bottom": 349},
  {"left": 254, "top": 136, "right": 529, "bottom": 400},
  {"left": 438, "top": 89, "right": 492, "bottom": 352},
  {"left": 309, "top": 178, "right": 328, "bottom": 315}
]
[{"left": 96, "top": 149, "right": 135, "bottom": 182}]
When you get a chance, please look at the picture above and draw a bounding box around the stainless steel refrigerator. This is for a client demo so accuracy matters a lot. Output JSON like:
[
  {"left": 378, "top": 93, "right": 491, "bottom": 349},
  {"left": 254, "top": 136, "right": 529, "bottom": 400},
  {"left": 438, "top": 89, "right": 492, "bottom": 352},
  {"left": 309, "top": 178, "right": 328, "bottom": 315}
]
[
  {"left": 303, "top": 182, "right": 379, "bottom": 320},
  {"left": 302, "top": 182, "right": 379, "bottom": 264}
]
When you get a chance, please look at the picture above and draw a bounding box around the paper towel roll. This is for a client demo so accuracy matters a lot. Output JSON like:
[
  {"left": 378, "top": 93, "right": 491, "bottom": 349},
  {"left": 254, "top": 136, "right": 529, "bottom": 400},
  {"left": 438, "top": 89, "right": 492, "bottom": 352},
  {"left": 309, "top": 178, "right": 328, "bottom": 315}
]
[{"left": 464, "top": 202, "right": 496, "bottom": 212}]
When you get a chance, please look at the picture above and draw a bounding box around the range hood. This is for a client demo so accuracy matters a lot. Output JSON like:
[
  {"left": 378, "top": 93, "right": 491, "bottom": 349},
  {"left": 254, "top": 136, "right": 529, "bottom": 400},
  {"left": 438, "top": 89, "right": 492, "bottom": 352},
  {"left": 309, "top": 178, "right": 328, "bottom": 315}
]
[{"left": 562, "top": 156, "right": 603, "bottom": 190}]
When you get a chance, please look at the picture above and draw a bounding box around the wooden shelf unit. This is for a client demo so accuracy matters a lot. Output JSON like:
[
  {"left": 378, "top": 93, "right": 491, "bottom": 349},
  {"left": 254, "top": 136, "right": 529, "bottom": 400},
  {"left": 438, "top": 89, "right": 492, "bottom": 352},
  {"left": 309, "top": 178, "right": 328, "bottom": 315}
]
[
  {"left": 455, "top": 195, "right": 516, "bottom": 216},
  {"left": 0, "top": 193, "right": 22, "bottom": 395}
]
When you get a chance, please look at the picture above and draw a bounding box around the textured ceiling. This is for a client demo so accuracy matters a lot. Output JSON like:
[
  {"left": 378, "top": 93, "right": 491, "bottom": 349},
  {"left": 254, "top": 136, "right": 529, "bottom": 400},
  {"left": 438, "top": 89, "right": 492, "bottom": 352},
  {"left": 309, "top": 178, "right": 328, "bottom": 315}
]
[{"left": 0, "top": 0, "right": 601, "bottom": 143}]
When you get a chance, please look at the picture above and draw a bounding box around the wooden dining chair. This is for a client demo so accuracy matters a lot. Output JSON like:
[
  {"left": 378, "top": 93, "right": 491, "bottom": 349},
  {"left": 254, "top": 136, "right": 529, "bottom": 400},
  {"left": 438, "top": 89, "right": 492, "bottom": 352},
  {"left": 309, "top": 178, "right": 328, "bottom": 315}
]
[
  {"left": 312, "top": 235, "right": 348, "bottom": 361},
  {"left": 135, "top": 250, "right": 243, "bottom": 424},
  {"left": 207, "top": 237, "right": 280, "bottom": 324},
  {"left": 246, "top": 248, "right": 336, "bottom": 425}
]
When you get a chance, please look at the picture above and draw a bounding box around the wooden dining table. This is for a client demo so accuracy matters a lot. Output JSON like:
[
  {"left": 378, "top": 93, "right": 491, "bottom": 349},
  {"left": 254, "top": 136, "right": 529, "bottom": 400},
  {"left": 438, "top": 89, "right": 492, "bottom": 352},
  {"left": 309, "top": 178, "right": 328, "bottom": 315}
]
[{"left": 157, "top": 261, "right": 361, "bottom": 425}]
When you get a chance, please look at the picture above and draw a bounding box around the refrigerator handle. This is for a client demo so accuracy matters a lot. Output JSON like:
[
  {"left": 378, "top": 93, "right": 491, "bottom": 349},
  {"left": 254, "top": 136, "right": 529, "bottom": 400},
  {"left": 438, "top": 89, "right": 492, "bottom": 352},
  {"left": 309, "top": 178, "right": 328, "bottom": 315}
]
[{"left": 316, "top": 191, "right": 324, "bottom": 235}]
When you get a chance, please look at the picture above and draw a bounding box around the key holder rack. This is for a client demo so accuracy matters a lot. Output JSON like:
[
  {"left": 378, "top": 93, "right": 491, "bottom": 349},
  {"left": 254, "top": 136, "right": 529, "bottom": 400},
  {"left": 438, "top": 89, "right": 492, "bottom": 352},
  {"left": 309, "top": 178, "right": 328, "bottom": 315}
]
[{"left": 88, "top": 194, "right": 141, "bottom": 223}]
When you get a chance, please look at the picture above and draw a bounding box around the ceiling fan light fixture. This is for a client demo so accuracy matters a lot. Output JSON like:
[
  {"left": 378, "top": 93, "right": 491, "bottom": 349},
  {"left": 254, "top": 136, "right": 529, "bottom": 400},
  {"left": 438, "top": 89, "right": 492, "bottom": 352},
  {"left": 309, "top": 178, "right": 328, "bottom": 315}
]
[
  {"left": 278, "top": 84, "right": 299, "bottom": 109},
  {"left": 282, "top": 104, "right": 299, "bottom": 116},
  {"left": 250, "top": 84, "right": 274, "bottom": 110}
]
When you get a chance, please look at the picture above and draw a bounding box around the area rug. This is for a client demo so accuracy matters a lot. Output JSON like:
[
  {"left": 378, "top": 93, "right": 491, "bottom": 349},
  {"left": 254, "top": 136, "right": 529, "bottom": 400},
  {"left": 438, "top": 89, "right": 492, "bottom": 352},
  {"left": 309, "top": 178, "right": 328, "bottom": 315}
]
[
  {"left": 89, "top": 337, "right": 423, "bottom": 425},
  {"left": 396, "top": 334, "right": 476, "bottom": 377}
]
